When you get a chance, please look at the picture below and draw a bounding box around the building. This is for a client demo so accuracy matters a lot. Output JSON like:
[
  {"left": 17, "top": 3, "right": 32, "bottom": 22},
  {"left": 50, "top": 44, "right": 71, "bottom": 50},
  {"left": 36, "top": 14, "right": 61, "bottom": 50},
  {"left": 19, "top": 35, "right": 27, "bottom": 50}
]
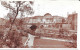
[
  {"left": 67, "top": 12, "right": 77, "bottom": 31},
  {"left": 24, "top": 12, "right": 77, "bottom": 33}
]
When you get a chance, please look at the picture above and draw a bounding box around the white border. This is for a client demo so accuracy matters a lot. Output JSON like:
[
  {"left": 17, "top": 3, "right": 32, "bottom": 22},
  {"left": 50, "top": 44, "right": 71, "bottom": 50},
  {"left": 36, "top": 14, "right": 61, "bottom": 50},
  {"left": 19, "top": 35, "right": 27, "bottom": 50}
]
[
  {"left": 0, "top": 1, "right": 80, "bottom": 50},
  {"left": 0, "top": 48, "right": 78, "bottom": 50}
]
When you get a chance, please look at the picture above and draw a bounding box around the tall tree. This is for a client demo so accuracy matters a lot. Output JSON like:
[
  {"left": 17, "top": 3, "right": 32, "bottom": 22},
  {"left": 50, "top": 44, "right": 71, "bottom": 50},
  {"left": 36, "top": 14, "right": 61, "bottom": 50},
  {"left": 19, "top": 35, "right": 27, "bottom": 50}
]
[{"left": 1, "top": 1, "right": 34, "bottom": 48}]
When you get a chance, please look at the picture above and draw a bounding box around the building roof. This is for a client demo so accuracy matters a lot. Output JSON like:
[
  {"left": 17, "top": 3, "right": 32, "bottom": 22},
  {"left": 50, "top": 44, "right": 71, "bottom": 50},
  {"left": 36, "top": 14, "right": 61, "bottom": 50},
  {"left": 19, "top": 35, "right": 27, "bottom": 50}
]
[{"left": 44, "top": 13, "right": 52, "bottom": 16}]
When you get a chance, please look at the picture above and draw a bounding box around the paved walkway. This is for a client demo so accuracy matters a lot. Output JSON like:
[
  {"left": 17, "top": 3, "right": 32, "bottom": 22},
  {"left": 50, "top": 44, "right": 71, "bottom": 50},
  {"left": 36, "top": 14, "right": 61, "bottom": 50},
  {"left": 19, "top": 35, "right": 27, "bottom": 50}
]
[
  {"left": 34, "top": 38, "right": 70, "bottom": 48},
  {"left": 22, "top": 36, "right": 75, "bottom": 48},
  {"left": 40, "top": 37, "right": 75, "bottom": 42}
]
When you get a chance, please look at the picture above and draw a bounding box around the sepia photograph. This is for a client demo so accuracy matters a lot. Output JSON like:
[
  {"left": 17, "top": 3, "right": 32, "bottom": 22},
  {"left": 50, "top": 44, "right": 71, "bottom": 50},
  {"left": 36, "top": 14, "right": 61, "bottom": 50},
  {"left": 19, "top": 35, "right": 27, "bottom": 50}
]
[{"left": 0, "top": 0, "right": 79, "bottom": 49}]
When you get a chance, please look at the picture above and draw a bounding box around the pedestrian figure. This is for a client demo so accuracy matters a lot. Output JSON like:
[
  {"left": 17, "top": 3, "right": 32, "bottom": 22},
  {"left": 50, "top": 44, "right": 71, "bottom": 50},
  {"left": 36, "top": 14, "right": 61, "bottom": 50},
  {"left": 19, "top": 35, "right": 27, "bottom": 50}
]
[{"left": 24, "top": 25, "right": 38, "bottom": 48}]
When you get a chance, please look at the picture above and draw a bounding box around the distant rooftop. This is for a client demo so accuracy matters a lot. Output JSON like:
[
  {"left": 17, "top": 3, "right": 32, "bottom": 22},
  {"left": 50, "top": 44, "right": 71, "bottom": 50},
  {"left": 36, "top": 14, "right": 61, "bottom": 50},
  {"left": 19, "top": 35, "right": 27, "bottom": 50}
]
[{"left": 44, "top": 13, "right": 52, "bottom": 16}]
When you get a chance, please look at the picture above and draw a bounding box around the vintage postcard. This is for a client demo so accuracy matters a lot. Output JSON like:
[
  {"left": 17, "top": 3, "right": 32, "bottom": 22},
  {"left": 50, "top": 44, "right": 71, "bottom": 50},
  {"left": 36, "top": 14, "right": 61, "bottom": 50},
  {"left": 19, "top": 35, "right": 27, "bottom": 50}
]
[{"left": 0, "top": 0, "right": 79, "bottom": 50}]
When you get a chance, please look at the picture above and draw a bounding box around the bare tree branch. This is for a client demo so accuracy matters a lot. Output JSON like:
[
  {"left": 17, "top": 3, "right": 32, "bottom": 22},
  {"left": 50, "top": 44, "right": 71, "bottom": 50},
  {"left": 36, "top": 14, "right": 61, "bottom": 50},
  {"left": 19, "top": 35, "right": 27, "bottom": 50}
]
[{"left": 1, "top": 1, "right": 16, "bottom": 13}]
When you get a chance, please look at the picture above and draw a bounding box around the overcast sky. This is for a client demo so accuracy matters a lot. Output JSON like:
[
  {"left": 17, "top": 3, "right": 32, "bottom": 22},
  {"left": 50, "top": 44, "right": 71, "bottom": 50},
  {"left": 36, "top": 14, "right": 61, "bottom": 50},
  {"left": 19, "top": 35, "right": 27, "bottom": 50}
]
[
  {"left": 0, "top": 0, "right": 80, "bottom": 18},
  {"left": 33, "top": 0, "right": 79, "bottom": 17}
]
